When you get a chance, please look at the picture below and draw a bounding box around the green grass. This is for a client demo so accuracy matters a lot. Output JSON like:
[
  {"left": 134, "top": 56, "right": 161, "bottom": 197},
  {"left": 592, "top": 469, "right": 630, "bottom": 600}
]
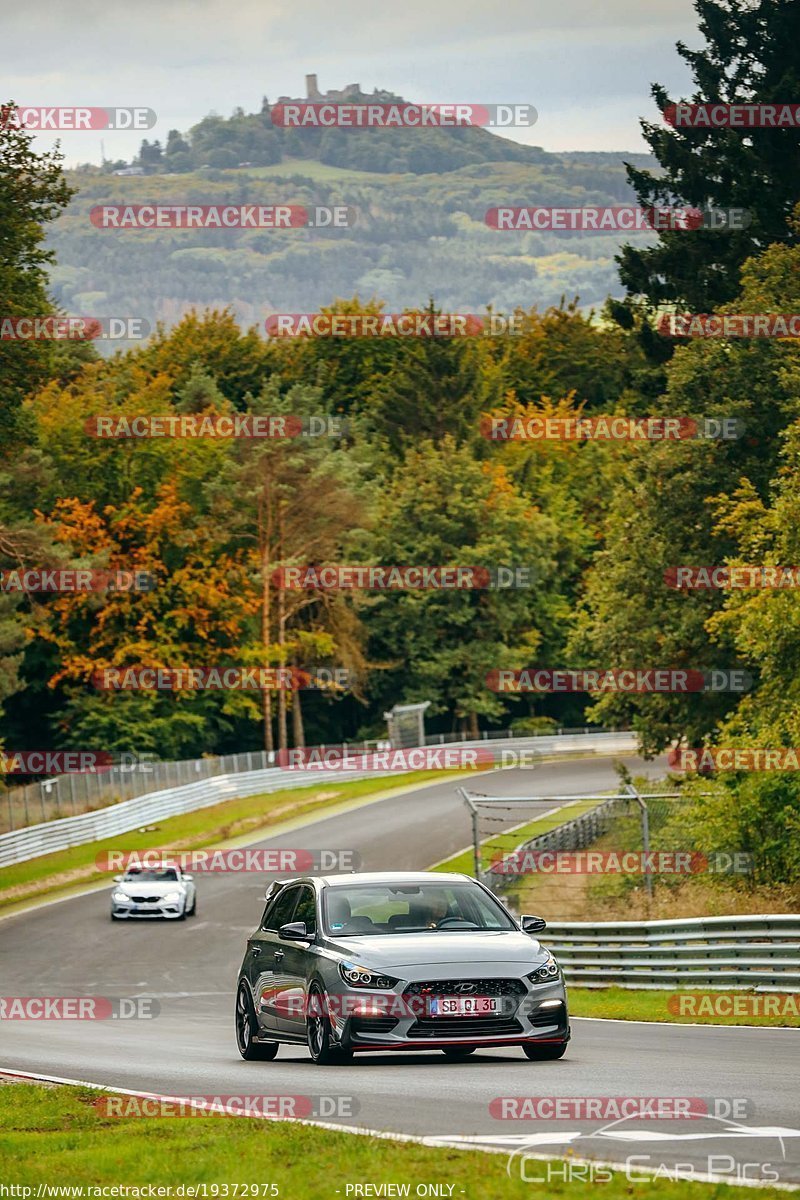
[
  {"left": 431, "top": 798, "right": 604, "bottom": 876},
  {"left": 0, "top": 1083, "right": 792, "bottom": 1197},
  {"left": 0, "top": 770, "right": 464, "bottom": 912},
  {"left": 569, "top": 987, "right": 800, "bottom": 1027}
]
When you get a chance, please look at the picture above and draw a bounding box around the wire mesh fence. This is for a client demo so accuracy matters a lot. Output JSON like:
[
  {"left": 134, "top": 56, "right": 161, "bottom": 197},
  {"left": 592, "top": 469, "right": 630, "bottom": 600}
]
[{"left": 458, "top": 780, "right": 731, "bottom": 919}]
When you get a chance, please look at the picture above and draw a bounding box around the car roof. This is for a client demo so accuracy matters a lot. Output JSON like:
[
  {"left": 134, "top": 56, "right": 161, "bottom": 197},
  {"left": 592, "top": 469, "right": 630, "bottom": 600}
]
[{"left": 318, "top": 871, "right": 471, "bottom": 888}]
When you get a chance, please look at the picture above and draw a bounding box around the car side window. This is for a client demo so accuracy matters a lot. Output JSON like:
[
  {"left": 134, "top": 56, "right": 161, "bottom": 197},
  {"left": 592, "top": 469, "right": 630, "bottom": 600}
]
[
  {"left": 261, "top": 886, "right": 299, "bottom": 931},
  {"left": 292, "top": 886, "right": 317, "bottom": 936}
]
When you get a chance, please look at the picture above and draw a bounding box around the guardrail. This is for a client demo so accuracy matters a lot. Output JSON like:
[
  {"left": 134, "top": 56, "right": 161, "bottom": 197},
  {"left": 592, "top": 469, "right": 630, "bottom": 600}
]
[
  {"left": 0, "top": 730, "right": 638, "bottom": 868},
  {"left": 0, "top": 724, "right": 625, "bottom": 832},
  {"left": 540, "top": 915, "right": 800, "bottom": 992}
]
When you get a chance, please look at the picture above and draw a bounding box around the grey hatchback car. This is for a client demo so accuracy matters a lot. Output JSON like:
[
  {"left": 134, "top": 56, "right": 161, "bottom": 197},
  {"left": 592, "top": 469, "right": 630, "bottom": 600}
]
[{"left": 235, "top": 871, "right": 569, "bottom": 1064}]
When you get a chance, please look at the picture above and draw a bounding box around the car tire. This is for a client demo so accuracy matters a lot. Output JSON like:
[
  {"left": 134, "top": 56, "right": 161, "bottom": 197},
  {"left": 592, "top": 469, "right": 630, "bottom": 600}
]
[
  {"left": 441, "top": 1046, "right": 477, "bottom": 1059},
  {"left": 522, "top": 1042, "right": 567, "bottom": 1060},
  {"left": 177, "top": 904, "right": 187, "bottom": 921},
  {"left": 235, "top": 981, "right": 279, "bottom": 1061},
  {"left": 187, "top": 897, "right": 197, "bottom": 916},
  {"left": 307, "top": 984, "right": 352, "bottom": 1065}
]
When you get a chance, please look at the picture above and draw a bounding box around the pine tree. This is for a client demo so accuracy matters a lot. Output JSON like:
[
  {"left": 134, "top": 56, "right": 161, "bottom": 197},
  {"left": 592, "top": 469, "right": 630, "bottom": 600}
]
[{"left": 618, "top": 0, "right": 800, "bottom": 309}]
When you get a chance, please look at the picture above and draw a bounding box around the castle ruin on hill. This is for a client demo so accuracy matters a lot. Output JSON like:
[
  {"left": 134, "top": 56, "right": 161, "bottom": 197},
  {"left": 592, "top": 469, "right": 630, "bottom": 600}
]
[{"left": 273, "top": 75, "right": 398, "bottom": 104}]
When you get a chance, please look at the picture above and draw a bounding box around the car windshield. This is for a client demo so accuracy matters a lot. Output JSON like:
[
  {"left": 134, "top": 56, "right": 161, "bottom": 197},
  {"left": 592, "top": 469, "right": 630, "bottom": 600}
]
[
  {"left": 322, "top": 882, "right": 516, "bottom": 936},
  {"left": 123, "top": 868, "right": 179, "bottom": 882}
]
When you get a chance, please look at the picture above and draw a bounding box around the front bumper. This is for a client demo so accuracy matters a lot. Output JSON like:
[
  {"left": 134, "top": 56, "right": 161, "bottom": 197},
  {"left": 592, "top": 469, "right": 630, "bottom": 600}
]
[
  {"left": 111, "top": 898, "right": 185, "bottom": 919},
  {"left": 328, "top": 970, "right": 569, "bottom": 1051}
]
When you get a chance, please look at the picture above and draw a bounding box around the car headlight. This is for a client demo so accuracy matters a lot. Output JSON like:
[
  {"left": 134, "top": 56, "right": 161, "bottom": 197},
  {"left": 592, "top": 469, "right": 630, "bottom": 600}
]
[
  {"left": 162, "top": 891, "right": 183, "bottom": 903},
  {"left": 112, "top": 891, "right": 131, "bottom": 903},
  {"left": 526, "top": 953, "right": 561, "bottom": 984},
  {"left": 339, "top": 962, "right": 398, "bottom": 989}
]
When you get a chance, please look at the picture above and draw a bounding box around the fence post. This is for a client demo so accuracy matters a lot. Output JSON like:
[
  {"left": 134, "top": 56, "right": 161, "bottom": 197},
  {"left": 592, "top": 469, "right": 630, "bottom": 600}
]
[
  {"left": 458, "top": 788, "right": 482, "bottom": 882},
  {"left": 625, "top": 783, "right": 652, "bottom": 899}
]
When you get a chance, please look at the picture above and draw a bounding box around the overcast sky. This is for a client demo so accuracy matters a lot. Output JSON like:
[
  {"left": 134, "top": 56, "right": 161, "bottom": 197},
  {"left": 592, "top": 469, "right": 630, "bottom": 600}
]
[{"left": 3, "top": 0, "right": 699, "bottom": 164}]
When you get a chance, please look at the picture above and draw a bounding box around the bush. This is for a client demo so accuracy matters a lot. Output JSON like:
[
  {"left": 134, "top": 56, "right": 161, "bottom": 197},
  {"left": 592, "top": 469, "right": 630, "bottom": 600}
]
[{"left": 510, "top": 716, "right": 560, "bottom": 735}]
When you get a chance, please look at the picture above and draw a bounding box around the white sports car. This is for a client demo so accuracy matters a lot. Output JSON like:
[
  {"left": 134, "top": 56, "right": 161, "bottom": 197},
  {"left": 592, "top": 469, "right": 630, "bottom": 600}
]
[{"left": 110, "top": 865, "right": 197, "bottom": 920}]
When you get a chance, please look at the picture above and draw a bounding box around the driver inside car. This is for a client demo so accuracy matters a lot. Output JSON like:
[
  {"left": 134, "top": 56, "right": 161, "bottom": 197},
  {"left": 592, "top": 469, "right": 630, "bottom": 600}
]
[{"left": 419, "top": 892, "right": 451, "bottom": 928}]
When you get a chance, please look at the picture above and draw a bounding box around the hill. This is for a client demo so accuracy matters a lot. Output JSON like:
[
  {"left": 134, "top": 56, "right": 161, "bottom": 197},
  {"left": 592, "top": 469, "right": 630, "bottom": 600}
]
[{"left": 51, "top": 145, "right": 658, "bottom": 340}]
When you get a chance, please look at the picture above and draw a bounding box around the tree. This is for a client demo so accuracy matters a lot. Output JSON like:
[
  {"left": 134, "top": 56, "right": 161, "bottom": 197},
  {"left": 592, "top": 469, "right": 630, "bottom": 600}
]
[
  {"left": 363, "top": 437, "right": 563, "bottom": 733},
  {"left": 137, "top": 139, "right": 163, "bottom": 170},
  {"left": 0, "top": 106, "right": 76, "bottom": 742},
  {"left": 571, "top": 237, "right": 800, "bottom": 753},
  {"left": 205, "top": 380, "right": 368, "bottom": 752},
  {"left": 0, "top": 104, "right": 75, "bottom": 449},
  {"left": 618, "top": 0, "right": 800, "bottom": 309}
]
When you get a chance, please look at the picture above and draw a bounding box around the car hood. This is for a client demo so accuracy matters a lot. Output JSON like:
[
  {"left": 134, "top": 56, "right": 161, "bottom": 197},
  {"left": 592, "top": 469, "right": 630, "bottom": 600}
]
[
  {"left": 329, "top": 930, "right": 546, "bottom": 967},
  {"left": 115, "top": 881, "right": 184, "bottom": 896}
]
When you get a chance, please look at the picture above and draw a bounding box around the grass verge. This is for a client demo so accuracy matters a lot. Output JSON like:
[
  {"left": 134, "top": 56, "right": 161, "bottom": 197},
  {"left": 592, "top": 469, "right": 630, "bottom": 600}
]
[
  {"left": 0, "top": 1082, "right": 792, "bottom": 1198},
  {"left": 0, "top": 770, "right": 462, "bottom": 913},
  {"left": 568, "top": 987, "right": 800, "bottom": 1027}
]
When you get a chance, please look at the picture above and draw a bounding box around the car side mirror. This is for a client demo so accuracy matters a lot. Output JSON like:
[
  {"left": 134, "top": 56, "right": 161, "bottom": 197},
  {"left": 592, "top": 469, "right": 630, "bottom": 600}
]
[
  {"left": 279, "top": 921, "right": 310, "bottom": 941},
  {"left": 522, "top": 914, "right": 547, "bottom": 933},
  {"left": 113, "top": 875, "right": 123, "bottom": 883},
  {"left": 182, "top": 873, "right": 193, "bottom": 881}
]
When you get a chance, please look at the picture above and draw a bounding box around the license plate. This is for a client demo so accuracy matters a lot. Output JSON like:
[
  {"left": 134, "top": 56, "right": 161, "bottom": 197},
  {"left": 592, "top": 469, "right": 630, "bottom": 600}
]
[{"left": 428, "top": 995, "right": 500, "bottom": 1017}]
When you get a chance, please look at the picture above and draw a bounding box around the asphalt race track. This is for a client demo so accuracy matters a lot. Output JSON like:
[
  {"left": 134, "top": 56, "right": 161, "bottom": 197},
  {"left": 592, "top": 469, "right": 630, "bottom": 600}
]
[{"left": 1, "top": 755, "right": 799, "bottom": 1187}]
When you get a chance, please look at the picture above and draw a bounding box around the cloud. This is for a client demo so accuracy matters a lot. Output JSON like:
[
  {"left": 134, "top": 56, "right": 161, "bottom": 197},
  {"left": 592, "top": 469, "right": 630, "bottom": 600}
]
[{"left": 1, "top": 0, "right": 698, "bottom": 162}]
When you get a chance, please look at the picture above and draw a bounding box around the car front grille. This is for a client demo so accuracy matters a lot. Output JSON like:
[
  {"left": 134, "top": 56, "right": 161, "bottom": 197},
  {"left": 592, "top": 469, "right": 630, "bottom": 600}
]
[
  {"left": 130, "top": 895, "right": 165, "bottom": 903},
  {"left": 407, "top": 1017, "right": 524, "bottom": 1039},
  {"left": 404, "top": 978, "right": 527, "bottom": 998}
]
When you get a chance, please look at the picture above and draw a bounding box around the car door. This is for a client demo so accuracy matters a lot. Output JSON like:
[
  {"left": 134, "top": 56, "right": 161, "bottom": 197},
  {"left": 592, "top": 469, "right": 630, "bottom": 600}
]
[
  {"left": 246, "top": 885, "right": 300, "bottom": 1034},
  {"left": 277, "top": 884, "right": 318, "bottom": 1036}
]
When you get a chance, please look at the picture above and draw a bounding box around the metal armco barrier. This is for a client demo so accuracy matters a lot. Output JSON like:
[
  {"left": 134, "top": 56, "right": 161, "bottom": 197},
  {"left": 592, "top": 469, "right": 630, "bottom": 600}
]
[
  {"left": 541, "top": 915, "right": 800, "bottom": 992},
  {"left": 0, "top": 731, "right": 637, "bottom": 868}
]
